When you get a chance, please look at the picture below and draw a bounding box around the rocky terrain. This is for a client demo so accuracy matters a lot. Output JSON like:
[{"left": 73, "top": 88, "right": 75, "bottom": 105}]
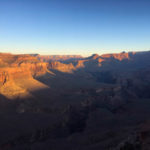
[{"left": 0, "top": 51, "right": 150, "bottom": 150}]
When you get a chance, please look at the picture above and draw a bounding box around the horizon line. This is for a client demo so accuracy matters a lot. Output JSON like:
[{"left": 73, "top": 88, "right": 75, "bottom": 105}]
[{"left": 0, "top": 50, "right": 150, "bottom": 57}]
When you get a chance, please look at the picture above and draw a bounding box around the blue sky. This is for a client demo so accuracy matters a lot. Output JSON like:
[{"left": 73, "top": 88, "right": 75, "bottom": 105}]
[{"left": 0, "top": 0, "right": 150, "bottom": 56}]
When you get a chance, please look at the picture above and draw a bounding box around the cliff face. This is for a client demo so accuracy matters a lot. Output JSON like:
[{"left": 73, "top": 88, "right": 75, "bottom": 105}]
[
  {"left": 0, "top": 53, "right": 48, "bottom": 99},
  {"left": 0, "top": 65, "right": 48, "bottom": 99},
  {"left": 19, "top": 62, "right": 48, "bottom": 77},
  {"left": 0, "top": 67, "right": 31, "bottom": 84},
  {"left": 49, "top": 61, "right": 75, "bottom": 73},
  {"left": 0, "top": 53, "right": 48, "bottom": 79},
  {"left": 0, "top": 63, "right": 48, "bottom": 84}
]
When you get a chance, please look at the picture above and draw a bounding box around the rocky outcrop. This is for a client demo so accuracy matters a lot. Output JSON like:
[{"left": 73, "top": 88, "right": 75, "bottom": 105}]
[
  {"left": 75, "top": 60, "right": 87, "bottom": 68},
  {"left": 19, "top": 62, "right": 48, "bottom": 77},
  {"left": 0, "top": 64, "right": 48, "bottom": 99},
  {"left": 0, "top": 67, "right": 32, "bottom": 99},
  {"left": 0, "top": 63, "right": 48, "bottom": 83},
  {"left": 49, "top": 61, "right": 75, "bottom": 73},
  {"left": 0, "top": 53, "right": 49, "bottom": 99}
]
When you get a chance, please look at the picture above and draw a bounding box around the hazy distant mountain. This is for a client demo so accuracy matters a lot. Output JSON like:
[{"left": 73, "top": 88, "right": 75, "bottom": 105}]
[{"left": 37, "top": 54, "right": 83, "bottom": 62}]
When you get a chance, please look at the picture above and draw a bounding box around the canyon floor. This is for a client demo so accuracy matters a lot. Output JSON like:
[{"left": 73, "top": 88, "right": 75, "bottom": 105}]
[{"left": 0, "top": 52, "right": 150, "bottom": 150}]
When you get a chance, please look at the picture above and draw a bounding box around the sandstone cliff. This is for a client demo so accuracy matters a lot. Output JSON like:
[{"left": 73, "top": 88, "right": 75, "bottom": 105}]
[
  {"left": 49, "top": 61, "right": 75, "bottom": 73},
  {"left": 0, "top": 53, "right": 48, "bottom": 99}
]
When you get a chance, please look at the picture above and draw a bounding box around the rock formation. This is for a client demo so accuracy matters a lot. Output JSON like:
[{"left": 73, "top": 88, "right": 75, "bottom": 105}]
[
  {"left": 0, "top": 53, "right": 48, "bottom": 99},
  {"left": 48, "top": 61, "right": 75, "bottom": 73}
]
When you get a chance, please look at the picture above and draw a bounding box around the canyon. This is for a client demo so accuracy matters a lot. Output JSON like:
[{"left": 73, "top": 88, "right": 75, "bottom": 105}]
[{"left": 0, "top": 51, "right": 150, "bottom": 150}]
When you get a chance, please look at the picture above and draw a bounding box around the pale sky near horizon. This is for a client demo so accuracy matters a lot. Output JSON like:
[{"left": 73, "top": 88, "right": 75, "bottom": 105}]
[{"left": 0, "top": 0, "right": 150, "bottom": 56}]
